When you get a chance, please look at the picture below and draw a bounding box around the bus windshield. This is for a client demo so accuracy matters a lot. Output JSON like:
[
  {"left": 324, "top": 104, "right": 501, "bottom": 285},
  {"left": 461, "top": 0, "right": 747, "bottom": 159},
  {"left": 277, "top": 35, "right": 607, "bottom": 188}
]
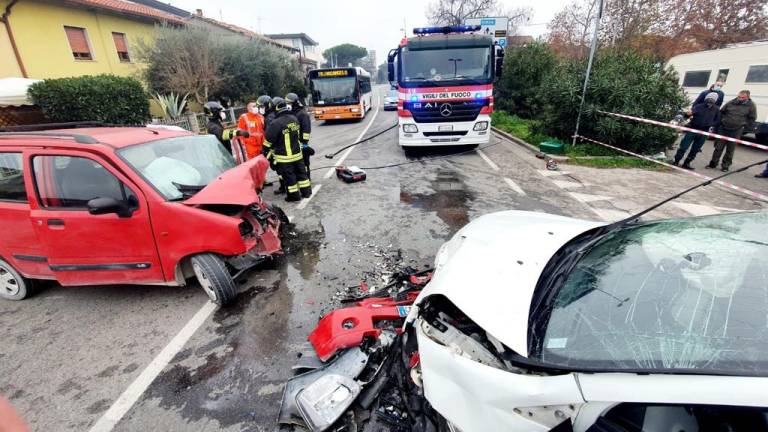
[
  {"left": 310, "top": 76, "right": 359, "bottom": 105},
  {"left": 400, "top": 46, "right": 491, "bottom": 86}
]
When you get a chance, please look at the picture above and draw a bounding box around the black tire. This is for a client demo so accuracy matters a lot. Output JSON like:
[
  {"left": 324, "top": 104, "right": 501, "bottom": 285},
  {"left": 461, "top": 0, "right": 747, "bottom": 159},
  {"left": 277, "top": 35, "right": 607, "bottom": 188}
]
[
  {"left": 0, "top": 258, "right": 29, "bottom": 301},
  {"left": 190, "top": 253, "right": 237, "bottom": 306}
]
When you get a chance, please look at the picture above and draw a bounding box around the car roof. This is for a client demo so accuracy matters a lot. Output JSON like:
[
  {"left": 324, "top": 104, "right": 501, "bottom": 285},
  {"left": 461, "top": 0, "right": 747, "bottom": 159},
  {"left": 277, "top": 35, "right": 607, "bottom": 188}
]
[{"left": 0, "top": 126, "right": 193, "bottom": 150}]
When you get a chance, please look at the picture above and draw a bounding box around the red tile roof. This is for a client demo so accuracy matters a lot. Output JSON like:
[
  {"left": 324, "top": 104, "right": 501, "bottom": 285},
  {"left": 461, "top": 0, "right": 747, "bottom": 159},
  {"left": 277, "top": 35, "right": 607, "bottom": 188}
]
[
  {"left": 190, "top": 15, "right": 300, "bottom": 53},
  {"left": 62, "top": 0, "right": 185, "bottom": 24}
]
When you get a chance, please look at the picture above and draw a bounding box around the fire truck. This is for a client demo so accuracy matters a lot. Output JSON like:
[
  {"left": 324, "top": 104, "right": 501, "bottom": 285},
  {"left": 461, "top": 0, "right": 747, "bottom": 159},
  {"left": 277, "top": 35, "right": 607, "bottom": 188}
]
[{"left": 387, "top": 25, "right": 504, "bottom": 150}]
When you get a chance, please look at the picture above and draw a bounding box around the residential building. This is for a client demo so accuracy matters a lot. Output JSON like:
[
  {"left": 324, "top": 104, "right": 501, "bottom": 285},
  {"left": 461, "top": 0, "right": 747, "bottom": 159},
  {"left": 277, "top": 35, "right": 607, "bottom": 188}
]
[
  {"left": 265, "top": 33, "right": 322, "bottom": 72},
  {"left": 668, "top": 40, "right": 768, "bottom": 122},
  {"left": 360, "top": 49, "right": 377, "bottom": 79},
  {"left": 190, "top": 10, "right": 300, "bottom": 57},
  {"left": 0, "top": 0, "right": 183, "bottom": 79},
  {"left": 506, "top": 35, "right": 534, "bottom": 46}
]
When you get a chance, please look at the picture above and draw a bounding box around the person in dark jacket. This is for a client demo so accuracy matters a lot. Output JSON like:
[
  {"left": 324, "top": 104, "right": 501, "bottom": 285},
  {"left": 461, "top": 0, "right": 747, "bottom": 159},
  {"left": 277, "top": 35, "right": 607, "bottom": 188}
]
[
  {"left": 707, "top": 90, "right": 758, "bottom": 171},
  {"left": 693, "top": 81, "right": 725, "bottom": 107},
  {"left": 204, "top": 101, "right": 249, "bottom": 154},
  {"left": 285, "top": 92, "right": 314, "bottom": 179},
  {"left": 672, "top": 92, "right": 721, "bottom": 170},
  {"left": 262, "top": 98, "right": 311, "bottom": 202}
]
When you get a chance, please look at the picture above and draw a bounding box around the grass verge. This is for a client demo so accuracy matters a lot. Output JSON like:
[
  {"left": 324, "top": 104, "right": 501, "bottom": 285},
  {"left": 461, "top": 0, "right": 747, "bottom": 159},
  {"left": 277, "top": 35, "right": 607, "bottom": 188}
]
[{"left": 492, "top": 110, "right": 665, "bottom": 170}]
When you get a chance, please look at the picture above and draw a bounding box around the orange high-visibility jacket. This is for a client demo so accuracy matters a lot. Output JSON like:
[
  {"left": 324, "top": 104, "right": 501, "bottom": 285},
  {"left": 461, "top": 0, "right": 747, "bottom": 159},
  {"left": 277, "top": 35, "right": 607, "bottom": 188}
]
[{"left": 236, "top": 112, "right": 265, "bottom": 159}]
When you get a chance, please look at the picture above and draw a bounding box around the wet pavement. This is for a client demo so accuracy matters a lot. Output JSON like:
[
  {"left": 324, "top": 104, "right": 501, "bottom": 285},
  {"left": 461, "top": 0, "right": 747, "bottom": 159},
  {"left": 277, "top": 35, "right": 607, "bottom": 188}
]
[{"left": 1, "top": 84, "right": 765, "bottom": 432}]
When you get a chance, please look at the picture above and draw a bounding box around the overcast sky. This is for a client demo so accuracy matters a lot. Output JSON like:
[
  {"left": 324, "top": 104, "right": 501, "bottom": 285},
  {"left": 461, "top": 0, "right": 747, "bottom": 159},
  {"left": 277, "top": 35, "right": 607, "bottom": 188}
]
[{"left": 168, "top": 0, "right": 564, "bottom": 65}]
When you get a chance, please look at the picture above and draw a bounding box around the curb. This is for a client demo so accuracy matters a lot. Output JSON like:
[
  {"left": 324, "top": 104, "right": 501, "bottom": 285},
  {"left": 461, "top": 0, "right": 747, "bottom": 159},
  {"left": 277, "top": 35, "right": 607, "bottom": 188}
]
[{"left": 491, "top": 127, "right": 570, "bottom": 161}]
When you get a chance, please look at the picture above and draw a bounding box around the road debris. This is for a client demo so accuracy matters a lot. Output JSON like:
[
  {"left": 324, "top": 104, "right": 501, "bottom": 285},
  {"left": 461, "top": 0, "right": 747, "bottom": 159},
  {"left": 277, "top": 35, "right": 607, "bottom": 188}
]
[{"left": 278, "top": 267, "right": 436, "bottom": 431}]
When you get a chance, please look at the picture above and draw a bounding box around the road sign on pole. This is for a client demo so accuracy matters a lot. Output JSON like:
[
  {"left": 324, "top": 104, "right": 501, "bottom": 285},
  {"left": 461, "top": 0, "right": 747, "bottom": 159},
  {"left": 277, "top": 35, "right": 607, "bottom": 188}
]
[{"left": 464, "top": 17, "right": 509, "bottom": 46}]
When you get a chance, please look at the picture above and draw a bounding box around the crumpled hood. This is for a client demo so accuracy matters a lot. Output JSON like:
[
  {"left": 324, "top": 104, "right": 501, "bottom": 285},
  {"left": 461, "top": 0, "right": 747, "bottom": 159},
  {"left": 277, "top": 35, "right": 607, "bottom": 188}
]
[
  {"left": 415, "top": 210, "right": 603, "bottom": 357},
  {"left": 183, "top": 156, "right": 269, "bottom": 206}
]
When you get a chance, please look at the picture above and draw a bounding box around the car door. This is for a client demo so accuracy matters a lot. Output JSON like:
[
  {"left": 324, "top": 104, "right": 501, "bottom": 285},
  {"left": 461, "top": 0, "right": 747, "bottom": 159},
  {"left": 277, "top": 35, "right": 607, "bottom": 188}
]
[
  {"left": 27, "top": 149, "right": 164, "bottom": 286},
  {"left": 0, "top": 150, "right": 50, "bottom": 278}
]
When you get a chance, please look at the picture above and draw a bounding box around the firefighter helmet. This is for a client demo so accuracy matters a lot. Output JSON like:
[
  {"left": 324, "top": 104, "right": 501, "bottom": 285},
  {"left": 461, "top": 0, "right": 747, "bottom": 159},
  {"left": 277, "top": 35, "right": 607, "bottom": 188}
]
[
  {"left": 203, "top": 101, "right": 224, "bottom": 119},
  {"left": 285, "top": 92, "right": 302, "bottom": 108},
  {"left": 272, "top": 97, "right": 289, "bottom": 113}
]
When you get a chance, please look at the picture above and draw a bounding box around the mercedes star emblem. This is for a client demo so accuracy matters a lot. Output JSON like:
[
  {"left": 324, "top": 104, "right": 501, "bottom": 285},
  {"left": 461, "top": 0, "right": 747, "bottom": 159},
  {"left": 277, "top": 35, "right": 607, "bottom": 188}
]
[{"left": 439, "top": 103, "right": 452, "bottom": 117}]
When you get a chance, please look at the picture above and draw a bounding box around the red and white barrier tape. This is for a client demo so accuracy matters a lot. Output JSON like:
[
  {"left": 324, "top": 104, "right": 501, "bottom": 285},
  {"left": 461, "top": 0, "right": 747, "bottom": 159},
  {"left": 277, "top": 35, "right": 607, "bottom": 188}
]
[
  {"left": 597, "top": 110, "right": 768, "bottom": 152},
  {"left": 574, "top": 134, "right": 768, "bottom": 203}
]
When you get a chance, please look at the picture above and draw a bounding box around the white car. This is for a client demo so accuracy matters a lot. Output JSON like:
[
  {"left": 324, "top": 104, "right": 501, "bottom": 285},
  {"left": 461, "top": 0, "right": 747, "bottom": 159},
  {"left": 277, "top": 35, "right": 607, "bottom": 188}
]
[
  {"left": 384, "top": 89, "right": 398, "bottom": 111},
  {"left": 408, "top": 209, "right": 768, "bottom": 431}
]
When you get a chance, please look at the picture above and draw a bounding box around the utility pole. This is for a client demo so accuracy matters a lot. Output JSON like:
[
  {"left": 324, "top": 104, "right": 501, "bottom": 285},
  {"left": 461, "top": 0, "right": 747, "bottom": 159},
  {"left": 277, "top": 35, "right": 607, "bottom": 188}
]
[{"left": 572, "top": 0, "right": 604, "bottom": 146}]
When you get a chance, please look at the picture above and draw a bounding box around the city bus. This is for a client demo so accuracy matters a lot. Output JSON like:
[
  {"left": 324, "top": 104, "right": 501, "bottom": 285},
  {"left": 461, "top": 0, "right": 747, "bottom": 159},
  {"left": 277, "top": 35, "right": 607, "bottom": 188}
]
[{"left": 308, "top": 67, "right": 373, "bottom": 121}]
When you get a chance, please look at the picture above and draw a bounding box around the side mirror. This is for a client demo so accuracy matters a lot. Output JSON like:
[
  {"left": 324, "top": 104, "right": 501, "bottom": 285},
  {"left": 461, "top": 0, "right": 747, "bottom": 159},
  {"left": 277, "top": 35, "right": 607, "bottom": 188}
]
[
  {"left": 88, "top": 197, "right": 134, "bottom": 218},
  {"left": 387, "top": 48, "right": 397, "bottom": 84},
  {"left": 495, "top": 46, "right": 505, "bottom": 80}
]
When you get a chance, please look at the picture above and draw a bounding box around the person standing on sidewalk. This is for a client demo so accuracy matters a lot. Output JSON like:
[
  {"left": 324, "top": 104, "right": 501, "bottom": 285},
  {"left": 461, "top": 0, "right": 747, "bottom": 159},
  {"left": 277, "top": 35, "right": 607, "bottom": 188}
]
[
  {"left": 673, "top": 92, "right": 721, "bottom": 170},
  {"left": 707, "top": 90, "right": 757, "bottom": 172},
  {"left": 693, "top": 81, "right": 725, "bottom": 107}
]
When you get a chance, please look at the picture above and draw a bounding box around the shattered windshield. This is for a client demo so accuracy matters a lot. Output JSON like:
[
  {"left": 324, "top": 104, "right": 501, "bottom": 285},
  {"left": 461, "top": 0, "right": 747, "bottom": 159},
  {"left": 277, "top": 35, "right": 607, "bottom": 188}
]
[
  {"left": 119, "top": 135, "right": 235, "bottom": 201},
  {"left": 532, "top": 211, "right": 768, "bottom": 375}
]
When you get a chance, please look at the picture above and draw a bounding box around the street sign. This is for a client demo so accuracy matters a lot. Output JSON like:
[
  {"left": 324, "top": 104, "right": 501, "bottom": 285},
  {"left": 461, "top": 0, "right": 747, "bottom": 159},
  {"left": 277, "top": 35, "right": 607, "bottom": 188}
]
[{"left": 464, "top": 16, "right": 509, "bottom": 46}]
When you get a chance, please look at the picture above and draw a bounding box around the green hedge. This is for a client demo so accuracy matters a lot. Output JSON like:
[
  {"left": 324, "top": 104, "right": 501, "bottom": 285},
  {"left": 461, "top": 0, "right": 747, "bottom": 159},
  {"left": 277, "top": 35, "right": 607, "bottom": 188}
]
[
  {"left": 28, "top": 74, "right": 149, "bottom": 125},
  {"left": 495, "top": 44, "right": 688, "bottom": 154}
]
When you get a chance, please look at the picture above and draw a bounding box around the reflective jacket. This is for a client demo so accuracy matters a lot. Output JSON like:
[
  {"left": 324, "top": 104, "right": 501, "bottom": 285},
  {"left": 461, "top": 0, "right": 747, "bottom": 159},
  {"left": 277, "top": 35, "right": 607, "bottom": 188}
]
[
  {"left": 263, "top": 111, "right": 303, "bottom": 164},
  {"left": 236, "top": 112, "right": 265, "bottom": 158},
  {"left": 295, "top": 107, "right": 312, "bottom": 145}
]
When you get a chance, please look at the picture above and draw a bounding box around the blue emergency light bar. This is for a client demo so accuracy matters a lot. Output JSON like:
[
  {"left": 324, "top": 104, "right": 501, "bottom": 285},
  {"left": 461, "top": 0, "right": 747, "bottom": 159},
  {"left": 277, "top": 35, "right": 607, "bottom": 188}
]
[{"left": 413, "top": 25, "right": 481, "bottom": 35}]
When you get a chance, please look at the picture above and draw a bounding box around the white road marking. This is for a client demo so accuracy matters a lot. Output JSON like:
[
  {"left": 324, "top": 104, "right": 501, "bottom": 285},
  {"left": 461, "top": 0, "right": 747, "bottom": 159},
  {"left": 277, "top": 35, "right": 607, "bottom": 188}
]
[
  {"left": 590, "top": 208, "right": 631, "bottom": 222},
  {"left": 88, "top": 301, "right": 218, "bottom": 432},
  {"left": 476, "top": 149, "right": 499, "bottom": 171},
  {"left": 296, "top": 184, "right": 323, "bottom": 210},
  {"left": 537, "top": 169, "right": 570, "bottom": 177},
  {"left": 503, "top": 177, "right": 526, "bottom": 195},
  {"left": 323, "top": 93, "right": 381, "bottom": 179},
  {"left": 551, "top": 179, "right": 586, "bottom": 189},
  {"left": 672, "top": 202, "right": 740, "bottom": 216},
  {"left": 568, "top": 192, "right": 613, "bottom": 203}
]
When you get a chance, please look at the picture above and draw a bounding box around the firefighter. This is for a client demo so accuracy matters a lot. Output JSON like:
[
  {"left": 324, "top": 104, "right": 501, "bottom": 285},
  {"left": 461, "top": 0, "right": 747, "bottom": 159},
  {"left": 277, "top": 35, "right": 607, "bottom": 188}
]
[
  {"left": 204, "top": 101, "right": 249, "bottom": 155},
  {"left": 235, "top": 101, "right": 265, "bottom": 161},
  {"left": 256, "top": 95, "right": 284, "bottom": 193},
  {"left": 263, "top": 97, "right": 312, "bottom": 202},
  {"left": 257, "top": 95, "right": 276, "bottom": 129},
  {"left": 286, "top": 92, "right": 314, "bottom": 179}
]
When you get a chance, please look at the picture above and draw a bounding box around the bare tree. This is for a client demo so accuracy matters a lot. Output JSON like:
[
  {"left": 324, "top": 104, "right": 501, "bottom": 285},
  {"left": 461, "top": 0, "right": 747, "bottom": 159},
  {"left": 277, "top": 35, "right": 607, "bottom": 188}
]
[
  {"left": 136, "top": 24, "right": 225, "bottom": 104},
  {"left": 426, "top": 0, "right": 532, "bottom": 34},
  {"left": 547, "top": 0, "right": 599, "bottom": 58}
]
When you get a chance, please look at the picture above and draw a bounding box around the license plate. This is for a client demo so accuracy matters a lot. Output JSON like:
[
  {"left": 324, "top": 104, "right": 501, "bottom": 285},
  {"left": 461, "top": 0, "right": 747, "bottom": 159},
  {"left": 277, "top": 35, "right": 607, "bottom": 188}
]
[{"left": 438, "top": 125, "right": 453, "bottom": 132}]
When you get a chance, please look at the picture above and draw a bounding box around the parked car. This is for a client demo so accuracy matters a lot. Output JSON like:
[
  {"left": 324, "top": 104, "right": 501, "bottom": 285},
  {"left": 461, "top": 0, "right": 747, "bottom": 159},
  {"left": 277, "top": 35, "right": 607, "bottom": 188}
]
[
  {"left": 408, "top": 209, "right": 768, "bottom": 431},
  {"left": 0, "top": 124, "right": 286, "bottom": 305},
  {"left": 384, "top": 89, "right": 398, "bottom": 111}
]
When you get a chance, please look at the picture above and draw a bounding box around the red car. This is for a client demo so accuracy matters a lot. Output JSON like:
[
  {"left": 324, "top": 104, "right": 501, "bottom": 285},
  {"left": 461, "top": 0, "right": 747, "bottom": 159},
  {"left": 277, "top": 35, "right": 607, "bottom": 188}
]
[{"left": 0, "top": 124, "right": 286, "bottom": 305}]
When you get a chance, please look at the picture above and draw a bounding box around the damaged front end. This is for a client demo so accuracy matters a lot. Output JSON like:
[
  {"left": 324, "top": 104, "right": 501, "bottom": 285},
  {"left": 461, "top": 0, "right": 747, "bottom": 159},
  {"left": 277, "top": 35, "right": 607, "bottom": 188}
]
[{"left": 413, "top": 295, "right": 583, "bottom": 432}]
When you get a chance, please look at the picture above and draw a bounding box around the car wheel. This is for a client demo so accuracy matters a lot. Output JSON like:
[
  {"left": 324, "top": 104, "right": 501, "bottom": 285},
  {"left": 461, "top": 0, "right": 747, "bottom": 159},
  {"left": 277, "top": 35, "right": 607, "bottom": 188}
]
[
  {"left": 0, "top": 258, "right": 28, "bottom": 301},
  {"left": 190, "top": 253, "right": 237, "bottom": 306}
]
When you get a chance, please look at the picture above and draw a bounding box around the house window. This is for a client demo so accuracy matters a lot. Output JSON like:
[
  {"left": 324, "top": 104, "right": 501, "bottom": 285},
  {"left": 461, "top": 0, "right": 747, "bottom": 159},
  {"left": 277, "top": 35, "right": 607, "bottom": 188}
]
[
  {"left": 64, "top": 26, "right": 93, "bottom": 60},
  {"left": 717, "top": 68, "right": 729, "bottom": 82},
  {"left": 682, "top": 70, "right": 711, "bottom": 87},
  {"left": 746, "top": 65, "right": 768, "bottom": 84},
  {"left": 112, "top": 32, "right": 130, "bottom": 62}
]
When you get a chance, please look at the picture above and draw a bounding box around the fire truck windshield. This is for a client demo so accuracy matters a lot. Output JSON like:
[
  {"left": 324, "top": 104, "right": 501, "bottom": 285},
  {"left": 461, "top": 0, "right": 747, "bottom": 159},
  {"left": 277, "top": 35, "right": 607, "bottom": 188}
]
[{"left": 400, "top": 46, "right": 491, "bottom": 86}]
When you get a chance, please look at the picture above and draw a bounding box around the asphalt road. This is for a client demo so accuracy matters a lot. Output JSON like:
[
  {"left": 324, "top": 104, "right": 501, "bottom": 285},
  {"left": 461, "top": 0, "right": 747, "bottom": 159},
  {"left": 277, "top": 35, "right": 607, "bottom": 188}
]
[{"left": 1, "top": 85, "right": 765, "bottom": 432}]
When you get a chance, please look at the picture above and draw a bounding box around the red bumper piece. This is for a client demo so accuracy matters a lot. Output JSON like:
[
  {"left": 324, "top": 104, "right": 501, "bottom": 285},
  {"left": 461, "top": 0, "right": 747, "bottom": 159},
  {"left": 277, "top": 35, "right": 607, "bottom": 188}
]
[{"left": 309, "top": 292, "right": 419, "bottom": 362}]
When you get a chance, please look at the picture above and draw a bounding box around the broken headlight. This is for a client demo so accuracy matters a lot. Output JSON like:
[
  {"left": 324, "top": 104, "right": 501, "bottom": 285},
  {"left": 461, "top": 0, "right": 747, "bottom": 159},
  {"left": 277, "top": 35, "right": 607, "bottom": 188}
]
[{"left": 238, "top": 219, "right": 254, "bottom": 237}]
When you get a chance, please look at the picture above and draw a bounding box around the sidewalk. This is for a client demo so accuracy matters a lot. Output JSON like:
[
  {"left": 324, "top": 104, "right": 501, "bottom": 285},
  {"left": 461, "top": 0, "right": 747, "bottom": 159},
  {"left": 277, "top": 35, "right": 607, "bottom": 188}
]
[{"left": 668, "top": 137, "right": 768, "bottom": 192}]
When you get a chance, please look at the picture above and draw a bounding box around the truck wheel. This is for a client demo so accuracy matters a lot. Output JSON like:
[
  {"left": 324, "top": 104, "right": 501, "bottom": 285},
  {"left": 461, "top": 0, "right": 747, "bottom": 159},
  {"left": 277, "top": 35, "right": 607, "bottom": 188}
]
[
  {"left": 190, "top": 253, "right": 237, "bottom": 306},
  {"left": 0, "top": 258, "right": 28, "bottom": 301}
]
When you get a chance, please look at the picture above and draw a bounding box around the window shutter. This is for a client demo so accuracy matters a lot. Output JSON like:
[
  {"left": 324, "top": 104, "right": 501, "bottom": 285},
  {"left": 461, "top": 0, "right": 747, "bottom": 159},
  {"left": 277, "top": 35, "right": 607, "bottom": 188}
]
[
  {"left": 64, "top": 26, "right": 90, "bottom": 54},
  {"left": 112, "top": 32, "right": 127, "bottom": 52}
]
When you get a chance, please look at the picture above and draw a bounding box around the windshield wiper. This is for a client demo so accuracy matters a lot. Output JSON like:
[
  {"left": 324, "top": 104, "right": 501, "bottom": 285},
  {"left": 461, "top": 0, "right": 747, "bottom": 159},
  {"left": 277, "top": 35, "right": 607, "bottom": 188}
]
[{"left": 172, "top": 182, "right": 205, "bottom": 200}]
